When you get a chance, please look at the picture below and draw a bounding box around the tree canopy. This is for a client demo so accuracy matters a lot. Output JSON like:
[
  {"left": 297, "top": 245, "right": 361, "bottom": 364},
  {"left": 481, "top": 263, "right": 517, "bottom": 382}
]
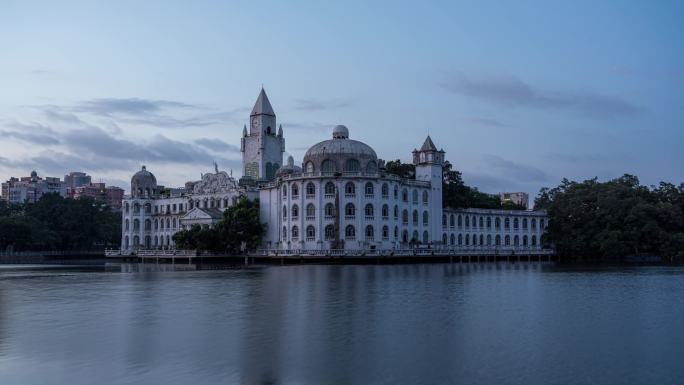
[
  {"left": 535, "top": 175, "right": 684, "bottom": 261},
  {"left": 0, "top": 193, "right": 121, "bottom": 252},
  {"left": 384, "top": 159, "right": 525, "bottom": 210},
  {"left": 172, "top": 197, "right": 265, "bottom": 254}
]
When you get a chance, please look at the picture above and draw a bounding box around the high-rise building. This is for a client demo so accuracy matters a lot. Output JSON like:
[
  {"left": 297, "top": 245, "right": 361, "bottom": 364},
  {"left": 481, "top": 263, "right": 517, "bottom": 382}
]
[{"left": 1, "top": 171, "right": 67, "bottom": 203}]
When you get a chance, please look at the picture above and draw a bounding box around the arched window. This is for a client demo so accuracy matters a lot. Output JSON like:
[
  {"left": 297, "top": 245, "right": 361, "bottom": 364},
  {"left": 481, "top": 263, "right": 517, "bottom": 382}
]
[
  {"left": 472, "top": 234, "right": 477, "bottom": 246},
  {"left": 291, "top": 183, "right": 299, "bottom": 197},
  {"left": 283, "top": 205, "right": 287, "bottom": 219},
  {"left": 306, "top": 226, "right": 315, "bottom": 241},
  {"left": 531, "top": 218, "right": 537, "bottom": 229},
  {"left": 496, "top": 235, "right": 501, "bottom": 245},
  {"left": 465, "top": 234, "right": 470, "bottom": 246},
  {"left": 345, "top": 203, "right": 356, "bottom": 218},
  {"left": 479, "top": 234, "right": 483, "bottom": 246},
  {"left": 523, "top": 218, "right": 528, "bottom": 229},
  {"left": 160, "top": 219, "right": 164, "bottom": 229},
  {"left": 292, "top": 226, "right": 299, "bottom": 239},
  {"left": 412, "top": 210, "right": 419, "bottom": 225},
  {"left": 486, "top": 234, "right": 492, "bottom": 245},
  {"left": 306, "top": 182, "right": 315, "bottom": 197},
  {"left": 166, "top": 218, "right": 170, "bottom": 229},
  {"left": 125, "top": 219, "right": 130, "bottom": 231},
  {"left": 422, "top": 191, "right": 429, "bottom": 205},
  {"left": 412, "top": 230, "right": 419, "bottom": 243},
  {"left": 458, "top": 234, "right": 463, "bottom": 245},
  {"left": 450, "top": 234, "right": 455, "bottom": 245},
  {"left": 393, "top": 205, "right": 399, "bottom": 219},
  {"left": 365, "top": 225, "right": 374, "bottom": 240},
  {"left": 458, "top": 215, "right": 463, "bottom": 227},
  {"left": 394, "top": 185, "right": 398, "bottom": 199},
  {"left": 523, "top": 235, "right": 528, "bottom": 246},
  {"left": 133, "top": 219, "right": 140, "bottom": 231},
  {"left": 381, "top": 183, "right": 389, "bottom": 197},
  {"left": 442, "top": 233, "right": 447, "bottom": 244},
  {"left": 382, "top": 204, "right": 389, "bottom": 218},
  {"left": 394, "top": 226, "right": 399, "bottom": 239},
  {"left": 345, "top": 182, "right": 355, "bottom": 196},
  {"left": 325, "top": 225, "right": 335, "bottom": 240},
  {"left": 305, "top": 161, "right": 314, "bottom": 173},
  {"left": 532, "top": 235, "right": 537, "bottom": 246},
  {"left": 513, "top": 218, "right": 519, "bottom": 229},
  {"left": 133, "top": 203, "right": 140, "bottom": 213},
  {"left": 505, "top": 235, "right": 510, "bottom": 246},
  {"left": 291, "top": 204, "right": 299, "bottom": 219},
  {"left": 325, "top": 182, "right": 335, "bottom": 195},
  {"left": 124, "top": 202, "right": 129, "bottom": 213},
  {"left": 366, "top": 161, "right": 377, "bottom": 174},
  {"left": 325, "top": 203, "right": 335, "bottom": 218},
  {"left": 322, "top": 159, "right": 335, "bottom": 173},
  {"left": 345, "top": 225, "right": 356, "bottom": 239},
  {"left": 479, "top": 217, "right": 483, "bottom": 228},
  {"left": 282, "top": 226, "right": 287, "bottom": 239},
  {"left": 365, "top": 182, "right": 374, "bottom": 197},
  {"left": 154, "top": 236, "right": 158, "bottom": 246},
  {"left": 402, "top": 189, "right": 408, "bottom": 202},
  {"left": 144, "top": 203, "right": 151, "bottom": 213},
  {"left": 514, "top": 235, "right": 519, "bottom": 246},
  {"left": 465, "top": 216, "right": 470, "bottom": 228},
  {"left": 344, "top": 158, "right": 360, "bottom": 173},
  {"left": 423, "top": 231, "right": 429, "bottom": 244},
  {"left": 540, "top": 219, "right": 545, "bottom": 229},
  {"left": 306, "top": 203, "right": 316, "bottom": 219},
  {"left": 412, "top": 190, "right": 418, "bottom": 204},
  {"left": 382, "top": 226, "right": 389, "bottom": 239},
  {"left": 145, "top": 219, "right": 151, "bottom": 231},
  {"left": 402, "top": 209, "right": 409, "bottom": 224},
  {"left": 442, "top": 214, "right": 447, "bottom": 227},
  {"left": 495, "top": 217, "right": 501, "bottom": 229},
  {"left": 487, "top": 217, "right": 491, "bottom": 228},
  {"left": 133, "top": 236, "right": 139, "bottom": 247},
  {"left": 365, "top": 204, "right": 374, "bottom": 218},
  {"left": 505, "top": 218, "right": 510, "bottom": 229},
  {"left": 402, "top": 230, "right": 409, "bottom": 243},
  {"left": 450, "top": 214, "right": 455, "bottom": 227},
  {"left": 154, "top": 219, "right": 158, "bottom": 230},
  {"left": 423, "top": 211, "right": 429, "bottom": 226}
]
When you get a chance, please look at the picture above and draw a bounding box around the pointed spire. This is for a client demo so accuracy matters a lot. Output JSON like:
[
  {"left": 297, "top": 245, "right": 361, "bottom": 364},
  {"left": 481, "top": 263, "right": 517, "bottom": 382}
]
[
  {"left": 420, "top": 135, "right": 437, "bottom": 152},
  {"left": 250, "top": 87, "right": 275, "bottom": 116},
  {"left": 278, "top": 124, "right": 283, "bottom": 137},
  {"left": 242, "top": 124, "right": 247, "bottom": 137}
]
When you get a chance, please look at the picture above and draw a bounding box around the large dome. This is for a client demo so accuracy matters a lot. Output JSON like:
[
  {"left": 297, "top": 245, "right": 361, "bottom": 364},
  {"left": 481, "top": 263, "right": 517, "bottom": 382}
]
[
  {"left": 302, "top": 125, "right": 378, "bottom": 175},
  {"left": 131, "top": 165, "right": 157, "bottom": 198}
]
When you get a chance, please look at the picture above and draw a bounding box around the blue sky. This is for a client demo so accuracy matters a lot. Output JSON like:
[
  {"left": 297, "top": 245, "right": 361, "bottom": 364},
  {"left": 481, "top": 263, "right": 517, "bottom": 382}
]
[{"left": 0, "top": 0, "right": 682, "bottom": 198}]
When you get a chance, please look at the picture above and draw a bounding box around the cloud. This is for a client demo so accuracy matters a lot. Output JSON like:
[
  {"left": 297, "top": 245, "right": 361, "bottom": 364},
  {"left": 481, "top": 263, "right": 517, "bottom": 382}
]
[
  {"left": 466, "top": 117, "right": 510, "bottom": 128},
  {"left": 440, "top": 72, "right": 644, "bottom": 118},
  {"left": 194, "top": 138, "right": 241, "bottom": 153},
  {"left": 281, "top": 121, "right": 331, "bottom": 132},
  {"left": 481, "top": 154, "right": 552, "bottom": 183},
  {"left": 1, "top": 121, "right": 60, "bottom": 145},
  {"left": 294, "top": 98, "right": 353, "bottom": 111},
  {"left": 77, "top": 98, "right": 194, "bottom": 115}
]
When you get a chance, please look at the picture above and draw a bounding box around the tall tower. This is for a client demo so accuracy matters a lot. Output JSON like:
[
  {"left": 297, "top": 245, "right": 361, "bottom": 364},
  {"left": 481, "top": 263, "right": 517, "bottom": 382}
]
[
  {"left": 413, "top": 136, "right": 445, "bottom": 244},
  {"left": 241, "top": 88, "right": 285, "bottom": 181}
]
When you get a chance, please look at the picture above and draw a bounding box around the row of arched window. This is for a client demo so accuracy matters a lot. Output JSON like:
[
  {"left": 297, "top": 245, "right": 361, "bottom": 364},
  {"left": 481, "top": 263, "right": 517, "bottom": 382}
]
[
  {"left": 282, "top": 203, "right": 430, "bottom": 225},
  {"left": 440, "top": 233, "right": 538, "bottom": 247},
  {"left": 124, "top": 217, "right": 180, "bottom": 231},
  {"left": 282, "top": 224, "right": 416, "bottom": 242},
  {"left": 304, "top": 159, "right": 378, "bottom": 174},
  {"left": 123, "top": 234, "right": 173, "bottom": 249},
  {"left": 441, "top": 213, "right": 545, "bottom": 231},
  {"left": 282, "top": 181, "right": 429, "bottom": 205},
  {"left": 125, "top": 197, "right": 235, "bottom": 215}
]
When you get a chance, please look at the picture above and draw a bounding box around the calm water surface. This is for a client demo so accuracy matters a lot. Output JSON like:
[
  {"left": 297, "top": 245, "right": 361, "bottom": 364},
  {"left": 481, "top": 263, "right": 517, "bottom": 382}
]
[{"left": 0, "top": 263, "right": 683, "bottom": 385}]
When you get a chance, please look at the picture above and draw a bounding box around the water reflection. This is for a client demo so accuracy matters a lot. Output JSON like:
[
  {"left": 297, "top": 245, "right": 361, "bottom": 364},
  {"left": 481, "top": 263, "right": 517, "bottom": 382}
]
[{"left": 0, "top": 263, "right": 683, "bottom": 385}]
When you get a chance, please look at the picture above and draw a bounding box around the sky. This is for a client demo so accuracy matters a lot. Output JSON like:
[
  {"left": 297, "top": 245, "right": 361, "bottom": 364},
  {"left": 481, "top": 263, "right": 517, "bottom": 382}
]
[{"left": 0, "top": 0, "right": 682, "bottom": 199}]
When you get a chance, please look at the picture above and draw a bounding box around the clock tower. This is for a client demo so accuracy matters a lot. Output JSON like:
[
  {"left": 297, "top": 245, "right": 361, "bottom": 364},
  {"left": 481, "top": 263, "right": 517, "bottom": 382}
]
[{"left": 241, "top": 88, "right": 285, "bottom": 181}]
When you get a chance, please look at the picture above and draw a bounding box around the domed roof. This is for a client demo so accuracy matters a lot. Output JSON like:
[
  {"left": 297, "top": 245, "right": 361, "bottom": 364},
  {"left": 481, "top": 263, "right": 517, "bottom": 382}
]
[
  {"left": 131, "top": 165, "right": 157, "bottom": 198},
  {"left": 275, "top": 155, "right": 302, "bottom": 178},
  {"left": 303, "top": 125, "right": 378, "bottom": 174}
]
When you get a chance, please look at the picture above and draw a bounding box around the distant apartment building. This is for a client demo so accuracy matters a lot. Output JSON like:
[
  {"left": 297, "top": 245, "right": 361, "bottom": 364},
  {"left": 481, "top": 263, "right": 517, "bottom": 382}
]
[
  {"left": 500, "top": 192, "right": 529, "bottom": 209},
  {"left": 69, "top": 182, "right": 125, "bottom": 210},
  {"left": 1, "top": 170, "right": 67, "bottom": 204},
  {"left": 64, "top": 171, "right": 92, "bottom": 191}
]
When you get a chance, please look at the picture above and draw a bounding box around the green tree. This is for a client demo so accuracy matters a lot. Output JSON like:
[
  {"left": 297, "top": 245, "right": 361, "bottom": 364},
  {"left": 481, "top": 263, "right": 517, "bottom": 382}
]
[{"left": 214, "top": 197, "right": 265, "bottom": 254}]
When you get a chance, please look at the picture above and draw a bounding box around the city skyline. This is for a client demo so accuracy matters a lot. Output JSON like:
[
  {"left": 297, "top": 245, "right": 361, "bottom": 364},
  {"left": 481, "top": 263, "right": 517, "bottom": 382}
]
[{"left": 1, "top": 1, "right": 682, "bottom": 197}]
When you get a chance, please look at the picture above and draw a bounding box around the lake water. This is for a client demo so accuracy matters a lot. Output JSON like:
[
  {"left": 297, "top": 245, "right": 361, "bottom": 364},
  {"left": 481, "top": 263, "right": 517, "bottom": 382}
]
[{"left": 0, "top": 263, "right": 683, "bottom": 385}]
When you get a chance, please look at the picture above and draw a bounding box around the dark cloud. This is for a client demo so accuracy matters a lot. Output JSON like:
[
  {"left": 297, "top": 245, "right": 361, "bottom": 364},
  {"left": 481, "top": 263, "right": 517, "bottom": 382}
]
[
  {"left": 43, "top": 109, "right": 84, "bottom": 125},
  {"left": 440, "top": 73, "right": 644, "bottom": 118},
  {"left": 194, "top": 138, "right": 241, "bottom": 153},
  {"left": 481, "top": 154, "right": 552, "bottom": 183},
  {"left": 294, "top": 98, "right": 353, "bottom": 111},
  {"left": 1, "top": 122, "right": 60, "bottom": 145}
]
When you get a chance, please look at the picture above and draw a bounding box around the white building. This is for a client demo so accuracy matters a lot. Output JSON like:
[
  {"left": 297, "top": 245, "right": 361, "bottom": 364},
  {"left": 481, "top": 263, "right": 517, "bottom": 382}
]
[
  {"left": 119, "top": 88, "right": 548, "bottom": 254},
  {"left": 1, "top": 171, "right": 67, "bottom": 204}
]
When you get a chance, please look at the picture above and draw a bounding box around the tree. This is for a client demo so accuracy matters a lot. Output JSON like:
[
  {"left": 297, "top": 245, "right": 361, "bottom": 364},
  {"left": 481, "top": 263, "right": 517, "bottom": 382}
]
[{"left": 215, "top": 197, "right": 265, "bottom": 254}]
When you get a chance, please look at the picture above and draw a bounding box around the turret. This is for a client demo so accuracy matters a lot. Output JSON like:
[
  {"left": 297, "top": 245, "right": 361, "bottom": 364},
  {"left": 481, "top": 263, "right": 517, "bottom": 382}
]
[
  {"left": 241, "top": 88, "right": 285, "bottom": 181},
  {"left": 413, "top": 135, "right": 445, "bottom": 244}
]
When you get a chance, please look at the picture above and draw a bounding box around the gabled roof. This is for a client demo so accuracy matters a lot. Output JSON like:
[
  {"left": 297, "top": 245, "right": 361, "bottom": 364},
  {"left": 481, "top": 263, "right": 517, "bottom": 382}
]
[
  {"left": 250, "top": 88, "right": 275, "bottom": 116},
  {"left": 182, "top": 207, "right": 224, "bottom": 220},
  {"left": 420, "top": 135, "right": 437, "bottom": 152}
]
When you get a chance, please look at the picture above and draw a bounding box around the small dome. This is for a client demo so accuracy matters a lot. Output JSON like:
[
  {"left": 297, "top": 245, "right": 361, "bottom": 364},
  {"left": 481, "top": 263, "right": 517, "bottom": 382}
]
[
  {"left": 131, "top": 165, "right": 157, "bottom": 198},
  {"left": 275, "top": 156, "right": 302, "bottom": 178},
  {"left": 332, "top": 125, "right": 349, "bottom": 139}
]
